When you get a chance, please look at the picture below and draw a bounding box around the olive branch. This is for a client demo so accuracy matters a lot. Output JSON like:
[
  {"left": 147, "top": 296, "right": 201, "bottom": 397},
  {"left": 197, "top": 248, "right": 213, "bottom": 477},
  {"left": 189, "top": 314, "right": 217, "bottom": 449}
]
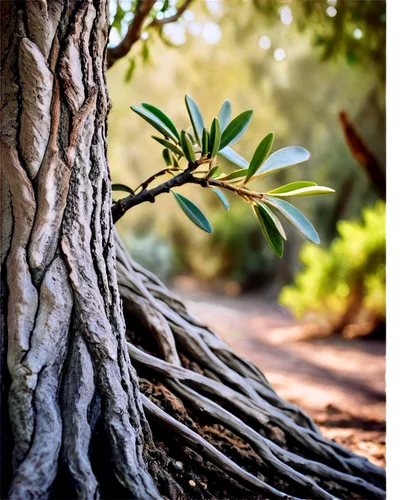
[{"left": 111, "top": 95, "right": 335, "bottom": 258}]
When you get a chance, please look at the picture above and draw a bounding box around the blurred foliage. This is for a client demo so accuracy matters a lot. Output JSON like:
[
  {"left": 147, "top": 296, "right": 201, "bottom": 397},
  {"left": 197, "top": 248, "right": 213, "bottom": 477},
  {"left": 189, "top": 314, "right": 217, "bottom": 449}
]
[
  {"left": 279, "top": 201, "right": 386, "bottom": 336},
  {"left": 108, "top": 0, "right": 385, "bottom": 287},
  {"left": 254, "top": 0, "right": 386, "bottom": 81}
]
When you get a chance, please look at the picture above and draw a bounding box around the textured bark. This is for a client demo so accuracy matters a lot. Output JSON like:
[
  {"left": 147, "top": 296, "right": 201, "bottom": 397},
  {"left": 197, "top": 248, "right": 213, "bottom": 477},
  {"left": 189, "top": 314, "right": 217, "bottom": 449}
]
[
  {"left": 1, "top": 2, "right": 157, "bottom": 498},
  {"left": 0, "top": 2, "right": 386, "bottom": 499}
]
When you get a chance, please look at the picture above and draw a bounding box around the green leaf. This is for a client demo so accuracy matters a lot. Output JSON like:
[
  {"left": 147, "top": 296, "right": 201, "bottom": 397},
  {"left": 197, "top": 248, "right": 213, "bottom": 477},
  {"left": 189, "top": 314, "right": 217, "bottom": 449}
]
[
  {"left": 206, "top": 165, "right": 220, "bottom": 179},
  {"left": 185, "top": 94, "right": 204, "bottom": 146},
  {"left": 152, "top": 136, "right": 184, "bottom": 157},
  {"left": 172, "top": 191, "right": 212, "bottom": 233},
  {"left": 253, "top": 204, "right": 284, "bottom": 258},
  {"left": 218, "top": 168, "right": 248, "bottom": 181},
  {"left": 220, "top": 110, "right": 253, "bottom": 150},
  {"left": 180, "top": 130, "right": 196, "bottom": 162},
  {"left": 210, "top": 187, "right": 230, "bottom": 211},
  {"left": 131, "top": 106, "right": 178, "bottom": 142},
  {"left": 256, "top": 146, "right": 310, "bottom": 176},
  {"left": 257, "top": 202, "right": 286, "bottom": 240},
  {"left": 264, "top": 196, "right": 320, "bottom": 244},
  {"left": 209, "top": 117, "right": 221, "bottom": 158},
  {"left": 218, "top": 100, "right": 232, "bottom": 131},
  {"left": 111, "top": 183, "right": 134, "bottom": 194},
  {"left": 268, "top": 186, "right": 335, "bottom": 198},
  {"left": 124, "top": 59, "right": 136, "bottom": 83},
  {"left": 245, "top": 132, "right": 274, "bottom": 183},
  {"left": 162, "top": 148, "right": 172, "bottom": 166},
  {"left": 202, "top": 127, "right": 210, "bottom": 156},
  {"left": 142, "top": 41, "right": 150, "bottom": 64},
  {"left": 186, "top": 130, "right": 196, "bottom": 145},
  {"left": 219, "top": 147, "right": 249, "bottom": 169},
  {"left": 267, "top": 181, "right": 317, "bottom": 194},
  {"left": 142, "top": 103, "right": 180, "bottom": 141}
]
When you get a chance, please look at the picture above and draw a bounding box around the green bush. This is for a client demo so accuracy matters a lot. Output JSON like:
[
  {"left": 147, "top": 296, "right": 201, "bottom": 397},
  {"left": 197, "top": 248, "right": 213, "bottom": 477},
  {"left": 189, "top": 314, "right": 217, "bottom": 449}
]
[{"left": 279, "top": 201, "right": 386, "bottom": 334}]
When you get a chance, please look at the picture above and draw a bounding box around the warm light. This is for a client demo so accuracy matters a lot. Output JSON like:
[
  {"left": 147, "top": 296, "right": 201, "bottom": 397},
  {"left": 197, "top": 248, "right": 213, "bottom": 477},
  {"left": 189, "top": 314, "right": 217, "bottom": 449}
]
[
  {"left": 109, "top": 27, "right": 121, "bottom": 47},
  {"left": 326, "top": 6, "right": 337, "bottom": 17},
  {"left": 202, "top": 22, "right": 222, "bottom": 44},
  {"left": 258, "top": 35, "right": 271, "bottom": 50},
  {"left": 183, "top": 10, "right": 195, "bottom": 22},
  {"left": 274, "top": 48, "right": 287, "bottom": 62},
  {"left": 279, "top": 6, "right": 293, "bottom": 26},
  {"left": 163, "top": 23, "right": 187, "bottom": 46},
  {"left": 187, "top": 21, "right": 202, "bottom": 36}
]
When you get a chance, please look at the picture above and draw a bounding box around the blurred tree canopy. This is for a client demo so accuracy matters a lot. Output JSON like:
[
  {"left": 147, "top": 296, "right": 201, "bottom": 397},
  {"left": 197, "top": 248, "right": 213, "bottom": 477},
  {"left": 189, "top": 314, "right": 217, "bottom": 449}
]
[
  {"left": 108, "top": 0, "right": 385, "bottom": 289},
  {"left": 254, "top": 0, "right": 385, "bottom": 80}
]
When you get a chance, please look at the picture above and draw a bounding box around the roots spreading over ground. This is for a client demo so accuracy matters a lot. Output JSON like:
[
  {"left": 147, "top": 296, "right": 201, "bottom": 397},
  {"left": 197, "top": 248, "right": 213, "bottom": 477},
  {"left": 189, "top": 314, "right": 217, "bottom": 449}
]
[{"left": 114, "top": 233, "right": 386, "bottom": 499}]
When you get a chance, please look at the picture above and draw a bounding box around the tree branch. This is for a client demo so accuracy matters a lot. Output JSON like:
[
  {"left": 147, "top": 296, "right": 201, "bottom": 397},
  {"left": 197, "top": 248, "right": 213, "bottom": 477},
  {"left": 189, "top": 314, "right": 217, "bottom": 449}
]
[
  {"left": 149, "top": 0, "right": 194, "bottom": 27},
  {"left": 112, "top": 162, "right": 263, "bottom": 224},
  {"left": 339, "top": 110, "right": 386, "bottom": 200},
  {"left": 107, "top": 0, "right": 157, "bottom": 69},
  {"left": 107, "top": 0, "right": 194, "bottom": 69}
]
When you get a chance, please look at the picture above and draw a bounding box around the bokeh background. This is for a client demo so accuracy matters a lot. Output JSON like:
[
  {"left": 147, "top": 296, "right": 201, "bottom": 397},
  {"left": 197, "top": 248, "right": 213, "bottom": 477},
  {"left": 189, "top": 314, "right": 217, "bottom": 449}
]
[
  {"left": 108, "top": 0, "right": 387, "bottom": 340},
  {"left": 108, "top": 0, "right": 386, "bottom": 465}
]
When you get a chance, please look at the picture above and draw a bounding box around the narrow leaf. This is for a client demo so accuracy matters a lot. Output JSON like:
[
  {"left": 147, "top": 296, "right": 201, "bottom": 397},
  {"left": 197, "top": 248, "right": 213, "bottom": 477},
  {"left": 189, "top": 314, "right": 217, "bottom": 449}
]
[
  {"left": 269, "top": 186, "right": 335, "bottom": 198},
  {"left": 256, "top": 146, "right": 311, "bottom": 176},
  {"left": 253, "top": 205, "right": 284, "bottom": 258},
  {"left": 202, "top": 127, "right": 209, "bottom": 156},
  {"left": 220, "top": 110, "right": 253, "bottom": 150},
  {"left": 141, "top": 103, "right": 180, "bottom": 141},
  {"left": 210, "top": 187, "right": 230, "bottom": 211},
  {"left": 152, "top": 136, "right": 184, "bottom": 157},
  {"left": 219, "top": 147, "right": 249, "bottom": 169},
  {"left": 218, "top": 100, "right": 232, "bottom": 131},
  {"left": 185, "top": 94, "right": 204, "bottom": 146},
  {"left": 264, "top": 196, "right": 320, "bottom": 244},
  {"left": 172, "top": 191, "right": 212, "bottom": 233},
  {"left": 162, "top": 148, "right": 172, "bottom": 166},
  {"left": 218, "top": 168, "right": 248, "bottom": 181},
  {"left": 187, "top": 131, "right": 196, "bottom": 145},
  {"left": 111, "top": 183, "right": 134, "bottom": 194},
  {"left": 245, "top": 132, "right": 274, "bottom": 183},
  {"left": 257, "top": 202, "right": 286, "bottom": 240},
  {"left": 209, "top": 117, "right": 221, "bottom": 158},
  {"left": 267, "top": 181, "right": 317, "bottom": 194},
  {"left": 131, "top": 106, "right": 177, "bottom": 142},
  {"left": 205, "top": 165, "right": 220, "bottom": 179},
  {"left": 180, "top": 130, "right": 196, "bottom": 162}
]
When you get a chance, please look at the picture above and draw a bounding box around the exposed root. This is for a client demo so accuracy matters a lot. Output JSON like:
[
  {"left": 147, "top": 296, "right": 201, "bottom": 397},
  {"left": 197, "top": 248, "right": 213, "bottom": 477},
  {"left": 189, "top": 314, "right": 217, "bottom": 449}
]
[{"left": 115, "top": 233, "right": 386, "bottom": 499}]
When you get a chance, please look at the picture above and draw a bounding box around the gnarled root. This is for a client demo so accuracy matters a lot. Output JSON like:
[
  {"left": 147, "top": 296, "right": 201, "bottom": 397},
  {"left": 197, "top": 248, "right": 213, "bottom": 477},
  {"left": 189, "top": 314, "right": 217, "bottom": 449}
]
[{"left": 115, "top": 232, "right": 386, "bottom": 499}]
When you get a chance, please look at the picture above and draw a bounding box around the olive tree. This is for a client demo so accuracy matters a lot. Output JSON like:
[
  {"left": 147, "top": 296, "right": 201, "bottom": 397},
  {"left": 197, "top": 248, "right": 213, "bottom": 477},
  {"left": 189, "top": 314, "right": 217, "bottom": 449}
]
[{"left": 0, "top": 1, "right": 385, "bottom": 498}]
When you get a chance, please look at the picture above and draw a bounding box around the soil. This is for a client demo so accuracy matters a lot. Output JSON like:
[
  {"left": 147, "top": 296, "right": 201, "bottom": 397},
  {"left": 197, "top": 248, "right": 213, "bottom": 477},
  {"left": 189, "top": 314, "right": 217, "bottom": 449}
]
[{"left": 173, "top": 286, "right": 386, "bottom": 469}]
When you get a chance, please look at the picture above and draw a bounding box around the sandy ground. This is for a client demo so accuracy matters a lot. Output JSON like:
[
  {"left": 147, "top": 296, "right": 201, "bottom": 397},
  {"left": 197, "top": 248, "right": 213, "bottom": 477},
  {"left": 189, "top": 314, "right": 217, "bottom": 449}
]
[{"left": 173, "top": 287, "right": 386, "bottom": 468}]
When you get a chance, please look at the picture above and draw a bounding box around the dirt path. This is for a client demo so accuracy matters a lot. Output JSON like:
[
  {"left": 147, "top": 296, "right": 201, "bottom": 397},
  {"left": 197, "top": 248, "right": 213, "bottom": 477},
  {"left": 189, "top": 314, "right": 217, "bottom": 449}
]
[{"left": 176, "top": 289, "right": 386, "bottom": 468}]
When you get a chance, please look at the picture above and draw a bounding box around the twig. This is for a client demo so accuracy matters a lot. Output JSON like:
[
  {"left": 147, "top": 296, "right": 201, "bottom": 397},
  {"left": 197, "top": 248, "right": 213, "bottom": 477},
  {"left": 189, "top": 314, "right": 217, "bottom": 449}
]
[
  {"left": 111, "top": 162, "right": 264, "bottom": 223},
  {"left": 107, "top": 0, "right": 157, "bottom": 69},
  {"left": 149, "top": 0, "right": 193, "bottom": 27},
  {"left": 107, "top": 0, "right": 194, "bottom": 69},
  {"left": 339, "top": 110, "right": 386, "bottom": 200}
]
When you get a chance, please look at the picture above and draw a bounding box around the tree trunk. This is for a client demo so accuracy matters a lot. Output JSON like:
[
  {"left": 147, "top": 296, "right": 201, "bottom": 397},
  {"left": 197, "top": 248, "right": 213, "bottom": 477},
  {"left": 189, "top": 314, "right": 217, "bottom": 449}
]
[{"left": 0, "top": 2, "right": 385, "bottom": 499}]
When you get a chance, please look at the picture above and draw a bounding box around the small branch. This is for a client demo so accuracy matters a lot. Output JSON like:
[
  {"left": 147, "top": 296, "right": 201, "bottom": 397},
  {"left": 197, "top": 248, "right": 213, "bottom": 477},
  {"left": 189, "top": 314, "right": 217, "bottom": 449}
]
[
  {"left": 149, "top": 0, "right": 194, "bottom": 27},
  {"left": 107, "top": 0, "right": 194, "bottom": 69},
  {"left": 107, "top": 0, "right": 157, "bottom": 69},
  {"left": 134, "top": 167, "right": 180, "bottom": 193},
  {"left": 339, "top": 110, "right": 386, "bottom": 200},
  {"left": 112, "top": 162, "right": 264, "bottom": 224}
]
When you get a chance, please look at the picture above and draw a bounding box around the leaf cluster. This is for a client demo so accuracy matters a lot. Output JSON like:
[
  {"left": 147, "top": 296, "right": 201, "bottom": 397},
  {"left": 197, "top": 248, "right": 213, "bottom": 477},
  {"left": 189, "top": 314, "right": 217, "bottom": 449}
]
[{"left": 113, "top": 95, "right": 335, "bottom": 258}]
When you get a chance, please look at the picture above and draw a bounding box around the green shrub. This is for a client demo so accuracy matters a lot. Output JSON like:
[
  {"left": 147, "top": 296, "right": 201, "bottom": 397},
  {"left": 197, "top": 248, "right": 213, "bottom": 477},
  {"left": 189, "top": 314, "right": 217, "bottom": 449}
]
[{"left": 279, "top": 201, "right": 386, "bottom": 334}]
